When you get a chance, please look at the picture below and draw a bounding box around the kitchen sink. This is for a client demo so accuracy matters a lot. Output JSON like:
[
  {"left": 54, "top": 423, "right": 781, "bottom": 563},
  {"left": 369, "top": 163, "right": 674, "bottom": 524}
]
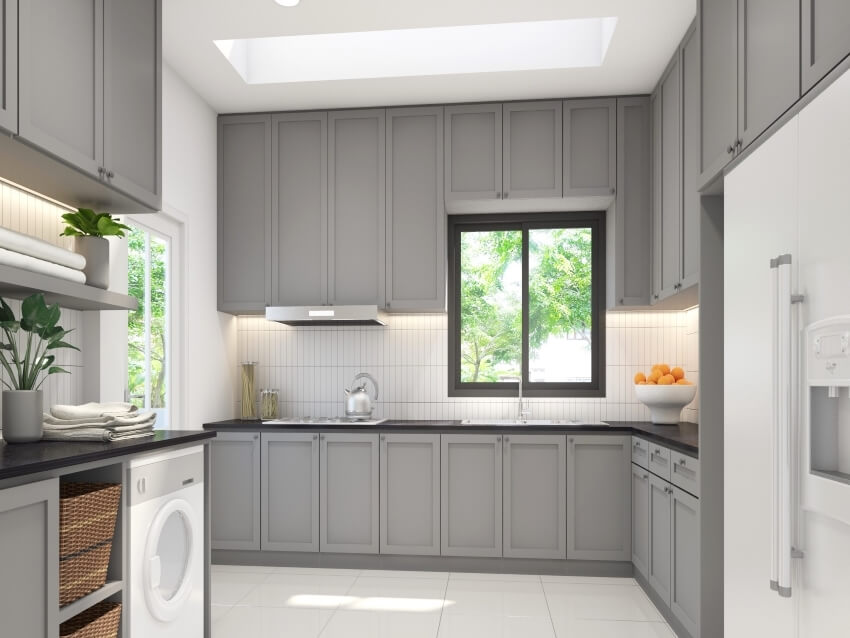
[{"left": 460, "top": 418, "right": 603, "bottom": 426}]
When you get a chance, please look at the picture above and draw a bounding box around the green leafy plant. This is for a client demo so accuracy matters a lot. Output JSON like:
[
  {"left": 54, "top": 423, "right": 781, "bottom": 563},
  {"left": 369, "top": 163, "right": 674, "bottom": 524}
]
[
  {"left": 60, "top": 208, "right": 130, "bottom": 238},
  {"left": 0, "top": 294, "right": 79, "bottom": 390}
]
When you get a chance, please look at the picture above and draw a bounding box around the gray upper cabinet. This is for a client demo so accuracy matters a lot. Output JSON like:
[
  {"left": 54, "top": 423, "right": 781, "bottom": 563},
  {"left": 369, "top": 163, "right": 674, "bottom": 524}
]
[
  {"left": 102, "top": 0, "right": 161, "bottom": 209},
  {"left": 738, "top": 0, "right": 800, "bottom": 148},
  {"left": 503, "top": 101, "right": 562, "bottom": 199},
  {"left": 671, "top": 486, "right": 701, "bottom": 638},
  {"left": 563, "top": 98, "right": 616, "bottom": 197},
  {"left": 631, "top": 463, "right": 651, "bottom": 578},
  {"left": 380, "top": 433, "right": 440, "bottom": 556},
  {"left": 271, "top": 112, "right": 328, "bottom": 306},
  {"left": 801, "top": 0, "right": 850, "bottom": 92},
  {"left": 19, "top": 0, "right": 103, "bottom": 176},
  {"left": 0, "top": 0, "right": 17, "bottom": 135},
  {"left": 566, "top": 435, "right": 631, "bottom": 561},
  {"left": 261, "top": 433, "right": 319, "bottom": 552},
  {"left": 386, "top": 107, "right": 445, "bottom": 312},
  {"left": 0, "top": 478, "right": 58, "bottom": 638},
  {"left": 612, "top": 97, "right": 651, "bottom": 308},
  {"left": 503, "top": 434, "right": 566, "bottom": 559},
  {"left": 648, "top": 473, "right": 672, "bottom": 605},
  {"left": 699, "top": 0, "right": 737, "bottom": 187},
  {"left": 211, "top": 431, "right": 261, "bottom": 551},
  {"left": 320, "top": 432, "right": 380, "bottom": 554},
  {"left": 441, "top": 434, "right": 503, "bottom": 557},
  {"left": 218, "top": 115, "right": 272, "bottom": 314},
  {"left": 651, "top": 92, "right": 662, "bottom": 304},
  {"left": 680, "top": 25, "right": 700, "bottom": 291},
  {"left": 328, "top": 110, "right": 386, "bottom": 307},
  {"left": 444, "top": 104, "right": 502, "bottom": 201}
]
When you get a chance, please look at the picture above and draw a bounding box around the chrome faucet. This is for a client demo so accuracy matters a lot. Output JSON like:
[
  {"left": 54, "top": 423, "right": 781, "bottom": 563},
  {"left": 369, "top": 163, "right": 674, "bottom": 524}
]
[{"left": 517, "top": 377, "right": 531, "bottom": 421}]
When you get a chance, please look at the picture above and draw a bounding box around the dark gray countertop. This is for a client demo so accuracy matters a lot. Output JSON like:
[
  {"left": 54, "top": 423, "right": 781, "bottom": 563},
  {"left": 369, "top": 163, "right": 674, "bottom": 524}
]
[
  {"left": 204, "top": 419, "right": 699, "bottom": 457},
  {"left": 0, "top": 429, "right": 216, "bottom": 481}
]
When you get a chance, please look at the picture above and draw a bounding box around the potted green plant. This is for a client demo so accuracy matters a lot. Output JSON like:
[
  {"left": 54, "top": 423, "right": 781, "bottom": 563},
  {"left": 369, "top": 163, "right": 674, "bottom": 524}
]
[
  {"left": 0, "top": 294, "right": 78, "bottom": 443},
  {"left": 61, "top": 208, "right": 130, "bottom": 289}
]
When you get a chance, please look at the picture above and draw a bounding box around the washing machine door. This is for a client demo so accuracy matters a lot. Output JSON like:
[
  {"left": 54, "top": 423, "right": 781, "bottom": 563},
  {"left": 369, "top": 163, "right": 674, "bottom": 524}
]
[{"left": 143, "top": 497, "right": 198, "bottom": 622}]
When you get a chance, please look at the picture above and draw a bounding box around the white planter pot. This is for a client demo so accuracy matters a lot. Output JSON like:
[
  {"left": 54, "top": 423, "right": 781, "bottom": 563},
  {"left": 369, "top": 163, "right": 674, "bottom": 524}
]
[
  {"left": 75, "top": 236, "right": 110, "bottom": 289},
  {"left": 2, "top": 390, "right": 43, "bottom": 443}
]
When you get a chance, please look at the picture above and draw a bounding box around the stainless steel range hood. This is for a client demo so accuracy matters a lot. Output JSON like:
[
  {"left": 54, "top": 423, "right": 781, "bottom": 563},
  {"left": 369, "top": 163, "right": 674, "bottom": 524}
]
[{"left": 265, "top": 305, "right": 387, "bottom": 326}]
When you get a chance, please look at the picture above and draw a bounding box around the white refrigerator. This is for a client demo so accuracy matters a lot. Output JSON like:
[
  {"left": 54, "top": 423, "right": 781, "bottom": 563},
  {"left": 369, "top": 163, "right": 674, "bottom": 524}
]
[{"left": 725, "top": 66, "right": 850, "bottom": 636}]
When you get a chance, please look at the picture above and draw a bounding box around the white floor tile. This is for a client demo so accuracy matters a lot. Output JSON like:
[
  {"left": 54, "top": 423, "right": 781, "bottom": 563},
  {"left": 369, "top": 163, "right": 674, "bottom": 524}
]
[
  {"left": 543, "top": 582, "right": 664, "bottom": 623},
  {"left": 212, "top": 563, "right": 277, "bottom": 575},
  {"left": 347, "top": 575, "right": 448, "bottom": 598},
  {"left": 211, "top": 572, "right": 268, "bottom": 605},
  {"left": 268, "top": 566, "right": 362, "bottom": 578},
  {"left": 240, "top": 573, "right": 359, "bottom": 609},
  {"left": 321, "top": 609, "right": 442, "bottom": 638},
  {"left": 552, "top": 618, "right": 677, "bottom": 638},
  {"left": 210, "top": 604, "right": 232, "bottom": 623},
  {"left": 361, "top": 569, "right": 450, "bottom": 580},
  {"left": 437, "top": 613, "right": 556, "bottom": 638},
  {"left": 443, "top": 578, "right": 550, "bottom": 618},
  {"left": 450, "top": 572, "right": 542, "bottom": 582},
  {"left": 212, "top": 604, "right": 331, "bottom": 638},
  {"left": 539, "top": 575, "right": 637, "bottom": 586}
]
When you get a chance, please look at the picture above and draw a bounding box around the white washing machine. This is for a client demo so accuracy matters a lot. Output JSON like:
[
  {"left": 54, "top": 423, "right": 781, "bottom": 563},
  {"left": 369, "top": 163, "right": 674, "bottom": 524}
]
[{"left": 127, "top": 446, "right": 204, "bottom": 637}]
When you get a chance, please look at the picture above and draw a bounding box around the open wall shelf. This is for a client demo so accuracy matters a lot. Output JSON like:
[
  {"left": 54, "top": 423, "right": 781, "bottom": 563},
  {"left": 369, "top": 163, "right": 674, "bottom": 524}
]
[{"left": 0, "top": 263, "right": 137, "bottom": 311}]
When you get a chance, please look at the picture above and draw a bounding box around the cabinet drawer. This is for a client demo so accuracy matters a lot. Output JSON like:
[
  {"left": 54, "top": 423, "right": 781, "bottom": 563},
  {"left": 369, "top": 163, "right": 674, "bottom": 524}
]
[
  {"left": 670, "top": 451, "right": 700, "bottom": 497},
  {"left": 632, "top": 437, "right": 650, "bottom": 470},
  {"left": 648, "top": 444, "right": 671, "bottom": 481}
]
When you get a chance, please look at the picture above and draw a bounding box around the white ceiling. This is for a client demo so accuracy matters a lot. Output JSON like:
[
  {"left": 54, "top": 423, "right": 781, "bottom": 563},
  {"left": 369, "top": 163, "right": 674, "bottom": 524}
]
[{"left": 164, "top": 0, "right": 696, "bottom": 114}]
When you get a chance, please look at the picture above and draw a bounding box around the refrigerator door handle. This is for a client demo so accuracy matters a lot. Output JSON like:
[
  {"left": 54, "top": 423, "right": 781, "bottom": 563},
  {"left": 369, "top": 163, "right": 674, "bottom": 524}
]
[{"left": 770, "top": 257, "right": 779, "bottom": 593}]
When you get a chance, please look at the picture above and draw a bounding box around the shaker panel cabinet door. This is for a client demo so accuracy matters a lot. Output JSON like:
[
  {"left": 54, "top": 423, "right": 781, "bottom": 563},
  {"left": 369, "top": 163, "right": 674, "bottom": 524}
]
[
  {"left": 503, "top": 434, "right": 566, "bottom": 559},
  {"left": 503, "top": 101, "right": 562, "bottom": 199},
  {"left": 660, "top": 57, "right": 682, "bottom": 298},
  {"left": 328, "top": 110, "right": 386, "bottom": 307},
  {"left": 801, "top": 0, "right": 850, "bottom": 92},
  {"left": 444, "top": 104, "right": 502, "bottom": 201},
  {"left": 613, "top": 97, "right": 651, "bottom": 307},
  {"left": 261, "top": 433, "right": 320, "bottom": 552},
  {"left": 386, "top": 107, "right": 445, "bottom": 312},
  {"left": 681, "top": 26, "right": 701, "bottom": 291},
  {"left": 671, "top": 487, "right": 700, "bottom": 638},
  {"left": 647, "top": 474, "right": 672, "bottom": 605},
  {"left": 0, "top": 479, "right": 58, "bottom": 638},
  {"left": 211, "top": 432, "right": 261, "bottom": 550},
  {"left": 566, "top": 435, "right": 631, "bottom": 561},
  {"left": 380, "top": 433, "right": 441, "bottom": 555},
  {"left": 0, "top": 0, "right": 17, "bottom": 135},
  {"left": 272, "top": 112, "right": 328, "bottom": 306},
  {"left": 103, "top": 0, "right": 161, "bottom": 209},
  {"left": 631, "top": 463, "right": 651, "bottom": 578},
  {"left": 699, "top": 0, "right": 738, "bottom": 187},
  {"left": 18, "top": 0, "right": 103, "bottom": 176},
  {"left": 563, "top": 99, "right": 616, "bottom": 197},
  {"left": 320, "top": 433, "right": 380, "bottom": 554},
  {"left": 441, "top": 434, "right": 503, "bottom": 557},
  {"left": 738, "top": 0, "right": 800, "bottom": 148},
  {"left": 650, "top": 92, "right": 663, "bottom": 304}
]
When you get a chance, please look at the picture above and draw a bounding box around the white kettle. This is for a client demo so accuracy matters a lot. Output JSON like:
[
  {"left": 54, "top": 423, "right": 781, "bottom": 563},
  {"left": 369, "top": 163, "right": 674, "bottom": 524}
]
[{"left": 344, "top": 372, "right": 379, "bottom": 419}]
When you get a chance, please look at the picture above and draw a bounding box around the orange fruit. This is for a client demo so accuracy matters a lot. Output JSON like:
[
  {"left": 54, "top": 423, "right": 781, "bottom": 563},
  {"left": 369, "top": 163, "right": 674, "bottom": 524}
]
[
  {"left": 676, "top": 379, "right": 692, "bottom": 385},
  {"left": 671, "top": 366, "right": 685, "bottom": 381},
  {"left": 658, "top": 374, "right": 675, "bottom": 385},
  {"left": 634, "top": 372, "right": 646, "bottom": 384},
  {"left": 638, "top": 381, "right": 647, "bottom": 385},
  {"left": 657, "top": 363, "right": 671, "bottom": 375},
  {"left": 648, "top": 370, "right": 662, "bottom": 383},
  {"left": 646, "top": 380, "right": 657, "bottom": 385}
]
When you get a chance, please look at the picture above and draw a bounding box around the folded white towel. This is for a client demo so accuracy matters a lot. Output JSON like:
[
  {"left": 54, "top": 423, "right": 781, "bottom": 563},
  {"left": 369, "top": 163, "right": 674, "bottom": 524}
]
[
  {"left": 0, "top": 247, "right": 87, "bottom": 284},
  {"left": 50, "top": 402, "right": 138, "bottom": 420},
  {"left": 41, "top": 426, "right": 154, "bottom": 442},
  {"left": 44, "top": 411, "right": 154, "bottom": 428},
  {"left": 0, "top": 226, "right": 86, "bottom": 270}
]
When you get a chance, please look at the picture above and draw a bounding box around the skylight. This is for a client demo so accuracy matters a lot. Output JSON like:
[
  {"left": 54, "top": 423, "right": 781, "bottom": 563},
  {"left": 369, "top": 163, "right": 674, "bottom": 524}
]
[{"left": 214, "top": 17, "right": 618, "bottom": 84}]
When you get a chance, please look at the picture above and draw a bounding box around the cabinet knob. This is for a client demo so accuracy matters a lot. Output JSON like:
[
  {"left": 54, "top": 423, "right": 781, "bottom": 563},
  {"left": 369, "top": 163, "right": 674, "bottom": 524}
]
[
  {"left": 380, "top": 435, "right": 386, "bottom": 441},
  {"left": 654, "top": 294, "right": 659, "bottom": 300},
  {"left": 504, "top": 436, "right": 510, "bottom": 443},
  {"left": 727, "top": 143, "right": 735, "bottom": 155},
  {"left": 496, "top": 436, "right": 502, "bottom": 442},
  {"left": 313, "top": 434, "right": 318, "bottom": 440},
  {"left": 496, "top": 192, "right": 502, "bottom": 199},
  {"left": 97, "top": 166, "right": 105, "bottom": 176},
  {"left": 655, "top": 448, "right": 661, "bottom": 454},
  {"left": 610, "top": 187, "right": 616, "bottom": 195},
  {"left": 105, "top": 169, "right": 114, "bottom": 179},
  {"left": 643, "top": 474, "right": 649, "bottom": 480},
  {"left": 679, "top": 458, "right": 686, "bottom": 466},
  {"left": 320, "top": 434, "right": 325, "bottom": 441},
  {"left": 503, "top": 192, "right": 509, "bottom": 199},
  {"left": 253, "top": 434, "right": 258, "bottom": 440}
]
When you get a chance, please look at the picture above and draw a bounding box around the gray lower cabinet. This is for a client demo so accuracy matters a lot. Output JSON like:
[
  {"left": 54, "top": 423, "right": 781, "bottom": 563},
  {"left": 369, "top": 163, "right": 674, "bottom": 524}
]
[
  {"left": 328, "top": 110, "right": 386, "bottom": 306},
  {"left": 386, "top": 107, "right": 445, "bottom": 312},
  {"left": 503, "top": 101, "right": 562, "bottom": 199},
  {"left": 563, "top": 98, "right": 616, "bottom": 197},
  {"left": 271, "top": 112, "right": 328, "bottom": 306},
  {"left": 648, "top": 474, "right": 672, "bottom": 605},
  {"left": 611, "top": 97, "right": 651, "bottom": 308},
  {"left": 441, "top": 433, "right": 503, "bottom": 557},
  {"left": 261, "top": 433, "right": 319, "bottom": 552},
  {"left": 320, "top": 432, "right": 380, "bottom": 553},
  {"left": 0, "top": 478, "right": 58, "bottom": 638},
  {"left": 631, "top": 463, "right": 650, "bottom": 578},
  {"left": 801, "top": 0, "right": 850, "bottom": 92},
  {"left": 444, "top": 103, "right": 502, "bottom": 201},
  {"left": 671, "top": 486, "right": 700, "bottom": 638},
  {"left": 0, "top": 0, "right": 16, "bottom": 134},
  {"left": 566, "top": 435, "right": 631, "bottom": 561},
  {"left": 218, "top": 114, "right": 272, "bottom": 313},
  {"left": 211, "top": 431, "right": 261, "bottom": 550},
  {"left": 503, "top": 434, "right": 566, "bottom": 559},
  {"left": 379, "top": 433, "right": 440, "bottom": 556}
]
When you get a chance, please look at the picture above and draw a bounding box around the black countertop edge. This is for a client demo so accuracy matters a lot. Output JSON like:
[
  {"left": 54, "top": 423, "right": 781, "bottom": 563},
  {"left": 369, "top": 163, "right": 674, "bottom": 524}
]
[
  {"left": 204, "top": 419, "right": 699, "bottom": 457},
  {"left": 0, "top": 430, "right": 216, "bottom": 481}
]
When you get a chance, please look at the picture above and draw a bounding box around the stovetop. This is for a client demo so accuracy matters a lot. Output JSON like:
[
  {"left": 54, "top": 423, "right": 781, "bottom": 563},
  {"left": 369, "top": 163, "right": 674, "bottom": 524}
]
[{"left": 262, "top": 417, "right": 389, "bottom": 426}]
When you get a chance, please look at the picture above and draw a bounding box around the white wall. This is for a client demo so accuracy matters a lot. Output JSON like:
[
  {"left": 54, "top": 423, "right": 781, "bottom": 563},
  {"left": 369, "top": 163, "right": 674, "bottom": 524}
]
[{"left": 161, "top": 63, "right": 236, "bottom": 429}]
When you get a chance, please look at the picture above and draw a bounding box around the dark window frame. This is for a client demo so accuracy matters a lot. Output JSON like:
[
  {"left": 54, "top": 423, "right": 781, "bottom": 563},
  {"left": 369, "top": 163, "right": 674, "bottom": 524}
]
[{"left": 447, "top": 212, "right": 606, "bottom": 398}]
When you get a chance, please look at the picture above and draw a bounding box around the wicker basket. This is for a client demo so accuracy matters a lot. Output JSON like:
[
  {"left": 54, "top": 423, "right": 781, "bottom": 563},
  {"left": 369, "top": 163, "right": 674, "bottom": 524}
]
[
  {"left": 59, "top": 541, "right": 113, "bottom": 606},
  {"left": 60, "top": 602, "right": 121, "bottom": 638},
  {"left": 59, "top": 483, "right": 122, "bottom": 558}
]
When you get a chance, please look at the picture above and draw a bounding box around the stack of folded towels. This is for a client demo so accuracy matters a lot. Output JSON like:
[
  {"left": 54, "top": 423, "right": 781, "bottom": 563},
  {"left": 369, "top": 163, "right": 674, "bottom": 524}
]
[
  {"left": 0, "top": 226, "right": 87, "bottom": 284},
  {"left": 42, "top": 402, "right": 156, "bottom": 441}
]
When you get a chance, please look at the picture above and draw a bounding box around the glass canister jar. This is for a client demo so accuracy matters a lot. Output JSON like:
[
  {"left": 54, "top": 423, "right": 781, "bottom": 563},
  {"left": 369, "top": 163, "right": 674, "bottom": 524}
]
[
  {"left": 260, "top": 389, "right": 280, "bottom": 421},
  {"left": 241, "top": 362, "right": 257, "bottom": 419}
]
